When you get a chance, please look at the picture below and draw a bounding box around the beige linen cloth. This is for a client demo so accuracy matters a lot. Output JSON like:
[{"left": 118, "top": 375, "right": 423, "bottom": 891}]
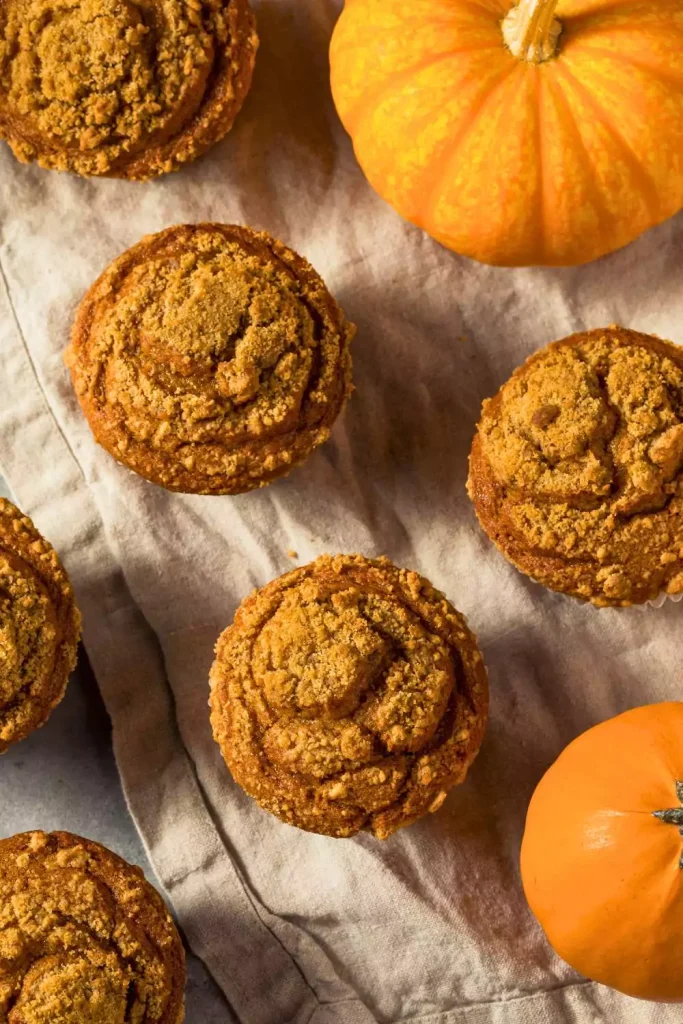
[{"left": 1, "top": 3, "right": 683, "bottom": 1022}]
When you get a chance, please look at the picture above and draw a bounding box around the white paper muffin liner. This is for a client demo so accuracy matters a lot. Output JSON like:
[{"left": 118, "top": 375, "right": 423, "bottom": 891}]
[{"left": 648, "top": 591, "right": 683, "bottom": 609}]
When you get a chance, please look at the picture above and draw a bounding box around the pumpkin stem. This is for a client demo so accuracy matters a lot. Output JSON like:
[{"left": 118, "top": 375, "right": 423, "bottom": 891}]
[
  {"left": 654, "top": 780, "right": 683, "bottom": 868},
  {"left": 502, "top": 0, "right": 562, "bottom": 63},
  {"left": 653, "top": 808, "right": 683, "bottom": 827}
]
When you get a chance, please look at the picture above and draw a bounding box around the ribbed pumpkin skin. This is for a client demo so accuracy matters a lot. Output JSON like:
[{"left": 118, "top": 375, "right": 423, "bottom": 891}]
[
  {"left": 330, "top": 0, "right": 683, "bottom": 267},
  {"left": 520, "top": 703, "right": 683, "bottom": 1002}
]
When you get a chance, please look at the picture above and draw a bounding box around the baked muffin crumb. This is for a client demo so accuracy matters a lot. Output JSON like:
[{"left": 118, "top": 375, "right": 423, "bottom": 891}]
[
  {"left": 210, "top": 554, "right": 488, "bottom": 838},
  {"left": 0, "top": 830, "right": 185, "bottom": 1022},
  {"left": 0, "top": 0, "right": 257, "bottom": 179},
  {"left": 66, "top": 224, "right": 354, "bottom": 494},
  {"left": 0, "top": 499, "right": 81, "bottom": 752},
  {"left": 468, "top": 326, "right": 683, "bottom": 606}
]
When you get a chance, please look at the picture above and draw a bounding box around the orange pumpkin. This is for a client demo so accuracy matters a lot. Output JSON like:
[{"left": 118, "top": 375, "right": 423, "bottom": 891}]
[
  {"left": 329, "top": 0, "right": 683, "bottom": 267},
  {"left": 520, "top": 702, "right": 683, "bottom": 1002}
]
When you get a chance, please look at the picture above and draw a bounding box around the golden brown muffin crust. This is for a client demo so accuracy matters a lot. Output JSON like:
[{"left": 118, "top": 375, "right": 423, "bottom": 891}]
[
  {"left": 0, "top": 499, "right": 81, "bottom": 754},
  {"left": 66, "top": 223, "right": 355, "bottom": 495},
  {"left": 468, "top": 326, "right": 683, "bottom": 607},
  {"left": 210, "top": 554, "right": 488, "bottom": 839},
  {"left": 0, "top": 831, "right": 185, "bottom": 1023},
  {"left": 0, "top": 0, "right": 257, "bottom": 179}
]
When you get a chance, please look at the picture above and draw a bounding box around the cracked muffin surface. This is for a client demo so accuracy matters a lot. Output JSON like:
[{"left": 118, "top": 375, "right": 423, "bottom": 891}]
[
  {"left": 468, "top": 326, "right": 683, "bottom": 607},
  {"left": 66, "top": 223, "right": 354, "bottom": 494},
  {"left": 0, "top": 499, "right": 81, "bottom": 754},
  {"left": 0, "top": 0, "right": 257, "bottom": 179},
  {"left": 209, "top": 554, "right": 488, "bottom": 839},
  {"left": 0, "top": 830, "right": 185, "bottom": 1023}
]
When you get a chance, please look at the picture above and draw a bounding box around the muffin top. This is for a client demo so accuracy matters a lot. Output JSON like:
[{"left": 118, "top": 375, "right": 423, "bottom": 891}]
[
  {"left": 210, "top": 554, "right": 488, "bottom": 839},
  {"left": 0, "top": 0, "right": 257, "bottom": 179},
  {"left": 0, "top": 830, "right": 185, "bottom": 1023},
  {"left": 66, "top": 224, "right": 354, "bottom": 494},
  {"left": 0, "top": 499, "right": 81, "bottom": 753},
  {"left": 468, "top": 326, "right": 683, "bottom": 607}
]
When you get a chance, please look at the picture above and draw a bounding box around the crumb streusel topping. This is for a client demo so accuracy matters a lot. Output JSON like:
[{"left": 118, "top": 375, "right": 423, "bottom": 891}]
[
  {"left": 0, "top": 499, "right": 80, "bottom": 753},
  {"left": 210, "top": 554, "right": 488, "bottom": 839},
  {"left": 66, "top": 224, "right": 354, "bottom": 494},
  {"left": 469, "top": 327, "right": 683, "bottom": 606}
]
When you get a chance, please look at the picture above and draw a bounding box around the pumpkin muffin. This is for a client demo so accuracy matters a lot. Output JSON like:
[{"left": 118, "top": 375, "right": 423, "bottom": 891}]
[
  {"left": 0, "top": 830, "right": 185, "bottom": 1023},
  {"left": 0, "top": 0, "right": 257, "bottom": 179},
  {"left": 0, "top": 499, "right": 81, "bottom": 754},
  {"left": 209, "top": 554, "right": 488, "bottom": 839},
  {"left": 66, "top": 224, "right": 355, "bottom": 494},
  {"left": 468, "top": 326, "right": 683, "bottom": 607}
]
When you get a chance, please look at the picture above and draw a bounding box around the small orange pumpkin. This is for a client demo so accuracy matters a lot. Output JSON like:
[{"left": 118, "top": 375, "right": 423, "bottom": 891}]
[
  {"left": 330, "top": 0, "right": 683, "bottom": 267},
  {"left": 520, "top": 702, "right": 683, "bottom": 1002}
]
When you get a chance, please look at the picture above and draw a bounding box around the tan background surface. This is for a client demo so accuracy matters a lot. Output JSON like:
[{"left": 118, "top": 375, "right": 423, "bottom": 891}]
[{"left": 1, "top": 2, "right": 682, "bottom": 1021}]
